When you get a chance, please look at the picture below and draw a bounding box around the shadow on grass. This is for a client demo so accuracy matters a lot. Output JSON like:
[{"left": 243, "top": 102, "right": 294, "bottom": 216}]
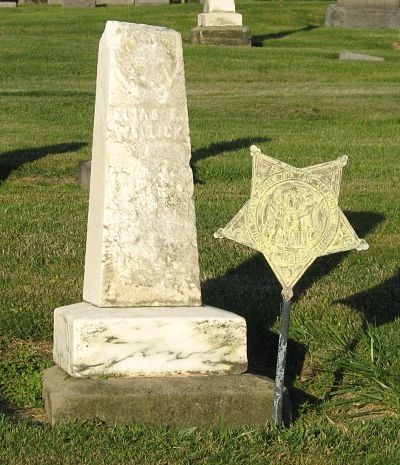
[
  {"left": 202, "top": 210, "right": 385, "bottom": 420},
  {"left": 251, "top": 25, "right": 318, "bottom": 47},
  {"left": 191, "top": 136, "right": 272, "bottom": 183},
  {"left": 338, "top": 268, "right": 400, "bottom": 326},
  {"left": 0, "top": 399, "right": 47, "bottom": 425},
  {"left": 0, "top": 142, "right": 88, "bottom": 184},
  {"left": 328, "top": 239, "right": 398, "bottom": 401},
  {"left": 0, "top": 400, "right": 16, "bottom": 416}
]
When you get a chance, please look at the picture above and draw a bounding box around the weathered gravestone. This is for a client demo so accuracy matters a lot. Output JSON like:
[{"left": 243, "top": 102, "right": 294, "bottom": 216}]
[
  {"left": 0, "top": 1, "right": 17, "bottom": 7},
  {"left": 326, "top": 0, "right": 400, "bottom": 28},
  {"left": 190, "top": 0, "right": 251, "bottom": 46},
  {"left": 43, "top": 21, "right": 280, "bottom": 427},
  {"left": 78, "top": 160, "right": 91, "bottom": 191}
]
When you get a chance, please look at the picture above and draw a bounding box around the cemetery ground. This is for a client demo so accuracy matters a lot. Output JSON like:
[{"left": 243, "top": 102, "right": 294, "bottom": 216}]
[{"left": 0, "top": 1, "right": 399, "bottom": 463}]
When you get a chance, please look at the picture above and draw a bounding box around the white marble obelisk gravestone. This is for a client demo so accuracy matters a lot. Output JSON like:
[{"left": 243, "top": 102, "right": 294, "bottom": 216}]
[{"left": 53, "top": 21, "right": 247, "bottom": 379}]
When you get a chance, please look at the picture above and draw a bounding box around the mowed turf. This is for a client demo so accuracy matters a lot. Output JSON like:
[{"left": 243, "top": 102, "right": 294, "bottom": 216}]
[{"left": 0, "top": 2, "right": 399, "bottom": 464}]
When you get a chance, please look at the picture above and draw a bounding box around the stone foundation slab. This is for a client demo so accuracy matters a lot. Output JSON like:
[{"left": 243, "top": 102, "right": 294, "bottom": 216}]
[{"left": 43, "top": 366, "right": 291, "bottom": 427}]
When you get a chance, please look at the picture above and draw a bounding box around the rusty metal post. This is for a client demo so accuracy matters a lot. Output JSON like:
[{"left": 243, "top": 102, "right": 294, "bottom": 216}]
[{"left": 272, "top": 298, "right": 291, "bottom": 426}]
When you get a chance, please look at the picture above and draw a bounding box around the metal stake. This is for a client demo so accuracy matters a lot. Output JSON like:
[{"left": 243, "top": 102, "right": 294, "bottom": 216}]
[{"left": 272, "top": 297, "right": 292, "bottom": 426}]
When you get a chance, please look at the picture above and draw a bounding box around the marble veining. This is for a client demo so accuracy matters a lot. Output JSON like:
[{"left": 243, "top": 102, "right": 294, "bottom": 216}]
[{"left": 53, "top": 302, "right": 248, "bottom": 378}]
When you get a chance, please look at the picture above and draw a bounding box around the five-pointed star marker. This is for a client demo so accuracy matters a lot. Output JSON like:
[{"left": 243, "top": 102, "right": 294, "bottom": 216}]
[{"left": 214, "top": 146, "right": 369, "bottom": 299}]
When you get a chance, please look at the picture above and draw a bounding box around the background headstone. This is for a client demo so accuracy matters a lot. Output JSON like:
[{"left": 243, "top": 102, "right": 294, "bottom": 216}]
[
  {"left": 326, "top": 0, "right": 400, "bottom": 28},
  {"left": 78, "top": 160, "right": 91, "bottom": 191},
  {"left": 340, "top": 50, "right": 385, "bottom": 61},
  {"left": 191, "top": 0, "right": 251, "bottom": 45},
  {"left": 198, "top": 0, "right": 243, "bottom": 26}
]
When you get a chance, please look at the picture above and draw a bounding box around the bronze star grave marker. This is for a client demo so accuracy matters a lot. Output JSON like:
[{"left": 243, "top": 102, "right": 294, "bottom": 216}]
[{"left": 214, "top": 145, "right": 369, "bottom": 425}]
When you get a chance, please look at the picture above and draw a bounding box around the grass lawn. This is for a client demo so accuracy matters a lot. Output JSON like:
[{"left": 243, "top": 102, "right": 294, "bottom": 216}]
[{"left": 0, "top": 1, "right": 399, "bottom": 463}]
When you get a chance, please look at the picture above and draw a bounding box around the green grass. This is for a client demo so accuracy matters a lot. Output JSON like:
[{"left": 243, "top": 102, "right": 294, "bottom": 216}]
[{"left": 0, "top": 1, "right": 399, "bottom": 463}]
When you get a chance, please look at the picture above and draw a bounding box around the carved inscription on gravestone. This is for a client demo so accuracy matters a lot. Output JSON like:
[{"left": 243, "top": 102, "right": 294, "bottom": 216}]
[{"left": 84, "top": 22, "right": 201, "bottom": 307}]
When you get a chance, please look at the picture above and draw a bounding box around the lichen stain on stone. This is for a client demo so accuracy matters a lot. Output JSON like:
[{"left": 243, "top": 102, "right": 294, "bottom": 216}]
[{"left": 105, "top": 336, "right": 127, "bottom": 344}]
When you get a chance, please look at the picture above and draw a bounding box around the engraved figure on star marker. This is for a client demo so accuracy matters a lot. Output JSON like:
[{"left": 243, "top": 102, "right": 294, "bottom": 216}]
[{"left": 214, "top": 145, "right": 369, "bottom": 300}]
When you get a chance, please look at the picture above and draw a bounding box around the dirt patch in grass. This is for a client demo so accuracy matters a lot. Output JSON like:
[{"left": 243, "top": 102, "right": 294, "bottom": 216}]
[
  {"left": 3, "top": 338, "right": 53, "bottom": 359},
  {"left": 10, "top": 175, "right": 77, "bottom": 186}
]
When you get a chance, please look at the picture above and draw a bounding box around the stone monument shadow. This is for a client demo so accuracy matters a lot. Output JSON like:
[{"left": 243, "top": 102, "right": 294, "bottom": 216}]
[
  {"left": 191, "top": 136, "right": 272, "bottom": 183},
  {"left": 0, "top": 142, "right": 88, "bottom": 184},
  {"left": 251, "top": 25, "right": 318, "bottom": 47},
  {"left": 0, "top": 399, "right": 16, "bottom": 416},
  {"left": 337, "top": 268, "right": 400, "bottom": 327},
  {"left": 294, "top": 210, "right": 385, "bottom": 300},
  {"left": 201, "top": 210, "right": 384, "bottom": 418},
  {"left": 0, "top": 398, "right": 47, "bottom": 425}
]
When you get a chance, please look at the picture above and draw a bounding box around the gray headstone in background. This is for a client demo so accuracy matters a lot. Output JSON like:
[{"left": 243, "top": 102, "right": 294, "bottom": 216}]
[
  {"left": 338, "top": 0, "right": 399, "bottom": 7},
  {"left": 0, "top": 1, "right": 17, "bottom": 7},
  {"left": 78, "top": 160, "right": 91, "bottom": 191},
  {"left": 326, "top": 0, "right": 400, "bottom": 28},
  {"left": 339, "top": 50, "right": 385, "bottom": 61}
]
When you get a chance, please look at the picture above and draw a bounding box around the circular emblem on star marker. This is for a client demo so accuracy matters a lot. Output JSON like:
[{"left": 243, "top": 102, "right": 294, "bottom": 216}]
[{"left": 247, "top": 171, "right": 339, "bottom": 265}]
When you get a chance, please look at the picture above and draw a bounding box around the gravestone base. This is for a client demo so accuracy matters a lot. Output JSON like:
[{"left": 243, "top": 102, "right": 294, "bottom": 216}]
[
  {"left": 97, "top": 0, "right": 134, "bottom": 4},
  {"left": 53, "top": 302, "right": 247, "bottom": 378},
  {"left": 62, "top": 0, "right": 96, "bottom": 6},
  {"left": 135, "top": 0, "right": 169, "bottom": 4},
  {"left": 190, "top": 26, "right": 251, "bottom": 46},
  {"left": 325, "top": 4, "right": 400, "bottom": 28},
  {"left": 43, "top": 366, "right": 291, "bottom": 427},
  {"left": 78, "top": 160, "right": 91, "bottom": 191},
  {"left": 0, "top": 1, "right": 17, "bottom": 6}
]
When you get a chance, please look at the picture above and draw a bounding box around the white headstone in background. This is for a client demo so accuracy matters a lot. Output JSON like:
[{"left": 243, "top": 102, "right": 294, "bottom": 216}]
[
  {"left": 84, "top": 21, "right": 202, "bottom": 308},
  {"left": 198, "top": 0, "right": 243, "bottom": 26}
]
